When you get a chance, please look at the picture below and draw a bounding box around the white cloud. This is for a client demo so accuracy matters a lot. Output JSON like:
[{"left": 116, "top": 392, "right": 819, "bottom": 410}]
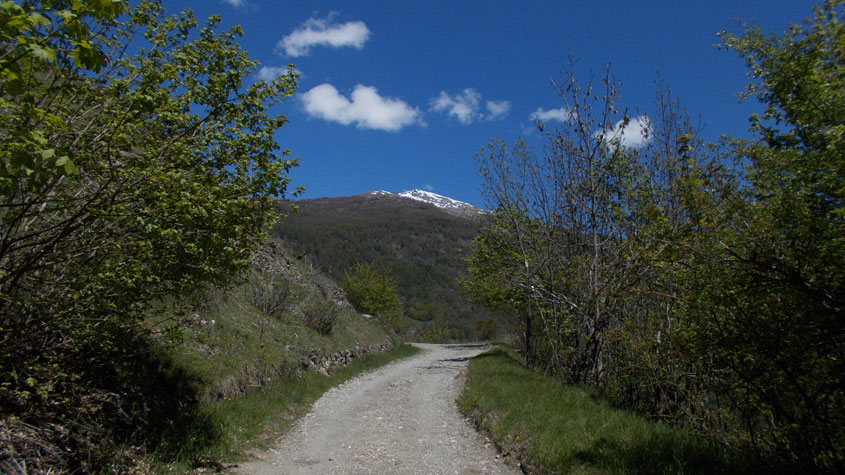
[
  {"left": 221, "top": 0, "right": 246, "bottom": 6},
  {"left": 595, "top": 115, "right": 652, "bottom": 148},
  {"left": 423, "top": 184, "right": 434, "bottom": 191},
  {"left": 431, "top": 89, "right": 479, "bottom": 124},
  {"left": 279, "top": 15, "right": 370, "bottom": 57},
  {"left": 255, "top": 66, "right": 294, "bottom": 82},
  {"left": 301, "top": 83, "right": 424, "bottom": 132},
  {"left": 529, "top": 106, "right": 574, "bottom": 123},
  {"left": 430, "top": 89, "right": 508, "bottom": 124},
  {"left": 486, "top": 100, "right": 511, "bottom": 120}
]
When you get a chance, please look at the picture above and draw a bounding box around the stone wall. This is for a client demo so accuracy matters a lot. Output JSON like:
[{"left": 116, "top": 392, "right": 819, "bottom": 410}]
[{"left": 304, "top": 341, "right": 394, "bottom": 377}]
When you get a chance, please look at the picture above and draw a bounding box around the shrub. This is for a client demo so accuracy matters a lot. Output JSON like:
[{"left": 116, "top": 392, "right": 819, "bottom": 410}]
[
  {"left": 249, "top": 270, "right": 297, "bottom": 319},
  {"left": 301, "top": 297, "right": 339, "bottom": 335}
]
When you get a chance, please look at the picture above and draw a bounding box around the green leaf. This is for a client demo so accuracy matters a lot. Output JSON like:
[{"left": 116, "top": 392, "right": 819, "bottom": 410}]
[{"left": 27, "top": 43, "right": 56, "bottom": 64}]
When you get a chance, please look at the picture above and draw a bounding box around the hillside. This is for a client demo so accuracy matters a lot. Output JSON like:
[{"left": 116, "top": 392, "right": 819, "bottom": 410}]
[
  {"left": 271, "top": 191, "right": 506, "bottom": 341},
  {"left": 2, "top": 237, "right": 400, "bottom": 473}
]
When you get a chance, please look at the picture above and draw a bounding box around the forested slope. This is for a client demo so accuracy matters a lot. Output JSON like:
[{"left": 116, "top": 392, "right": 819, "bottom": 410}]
[{"left": 272, "top": 193, "right": 505, "bottom": 340}]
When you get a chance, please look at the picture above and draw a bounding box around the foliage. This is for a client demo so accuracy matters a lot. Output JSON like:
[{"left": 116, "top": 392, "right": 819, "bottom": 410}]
[
  {"left": 342, "top": 262, "right": 405, "bottom": 331},
  {"left": 459, "top": 348, "right": 758, "bottom": 474},
  {"left": 300, "top": 295, "right": 340, "bottom": 335},
  {"left": 249, "top": 268, "right": 297, "bottom": 319},
  {"left": 464, "top": 2, "right": 844, "bottom": 472},
  {"left": 249, "top": 267, "right": 338, "bottom": 335},
  {"left": 412, "top": 317, "right": 470, "bottom": 343},
  {"left": 470, "top": 317, "right": 500, "bottom": 341},
  {"left": 0, "top": 0, "right": 300, "bottom": 470},
  {"left": 467, "top": 62, "right": 692, "bottom": 381},
  {"left": 686, "top": 1, "right": 845, "bottom": 468}
]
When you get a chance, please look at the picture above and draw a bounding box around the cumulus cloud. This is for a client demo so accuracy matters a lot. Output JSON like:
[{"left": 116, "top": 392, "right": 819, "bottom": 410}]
[
  {"left": 301, "top": 83, "right": 424, "bottom": 132},
  {"left": 529, "top": 106, "right": 574, "bottom": 123},
  {"left": 279, "top": 15, "right": 370, "bottom": 57},
  {"left": 255, "top": 66, "right": 295, "bottom": 82},
  {"left": 430, "top": 89, "right": 480, "bottom": 124},
  {"left": 486, "top": 100, "right": 511, "bottom": 120},
  {"left": 430, "top": 89, "right": 509, "bottom": 124},
  {"left": 595, "top": 115, "right": 652, "bottom": 148}
]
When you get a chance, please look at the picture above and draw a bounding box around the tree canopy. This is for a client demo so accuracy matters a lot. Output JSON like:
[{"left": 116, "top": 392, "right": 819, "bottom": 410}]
[
  {"left": 464, "top": 2, "right": 844, "bottom": 471},
  {"left": 0, "top": 0, "right": 300, "bottom": 470}
]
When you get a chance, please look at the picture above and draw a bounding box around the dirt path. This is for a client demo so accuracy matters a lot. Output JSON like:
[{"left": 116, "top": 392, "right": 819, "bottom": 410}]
[{"left": 231, "top": 343, "right": 519, "bottom": 475}]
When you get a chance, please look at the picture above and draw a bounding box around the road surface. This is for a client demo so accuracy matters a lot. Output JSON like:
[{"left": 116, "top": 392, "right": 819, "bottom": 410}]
[{"left": 232, "top": 343, "right": 519, "bottom": 475}]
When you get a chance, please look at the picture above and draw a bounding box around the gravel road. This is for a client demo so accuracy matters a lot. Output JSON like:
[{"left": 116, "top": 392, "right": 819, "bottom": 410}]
[{"left": 231, "top": 343, "right": 519, "bottom": 475}]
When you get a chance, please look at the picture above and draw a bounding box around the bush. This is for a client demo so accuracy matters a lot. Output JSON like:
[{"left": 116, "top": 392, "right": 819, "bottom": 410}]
[
  {"left": 249, "top": 269, "right": 297, "bottom": 319},
  {"left": 301, "top": 297, "right": 339, "bottom": 335}
]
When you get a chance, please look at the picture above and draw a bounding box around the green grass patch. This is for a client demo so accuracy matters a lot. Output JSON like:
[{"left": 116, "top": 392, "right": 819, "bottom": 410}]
[
  {"left": 152, "top": 343, "right": 420, "bottom": 472},
  {"left": 161, "top": 279, "right": 394, "bottom": 393},
  {"left": 458, "top": 347, "right": 757, "bottom": 474}
]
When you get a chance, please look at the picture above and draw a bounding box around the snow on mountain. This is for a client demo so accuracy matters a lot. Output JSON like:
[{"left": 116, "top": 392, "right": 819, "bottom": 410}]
[{"left": 367, "top": 189, "right": 487, "bottom": 218}]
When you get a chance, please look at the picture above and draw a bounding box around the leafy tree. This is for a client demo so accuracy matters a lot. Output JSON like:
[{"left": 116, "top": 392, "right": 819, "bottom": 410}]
[
  {"left": 0, "top": 0, "right": 300, "bottom": 470},
  {"left": 468, "top": 63, "right": 655, "bottom": 380},
  {"left": 464, "top": 2, "right": 843, "bottom": 472},
  {"left": 342, "top": 262, "right": 404, "bottom": 331},
  {"left": 677, "top": 2, "right": 845, "bottom": 469}
]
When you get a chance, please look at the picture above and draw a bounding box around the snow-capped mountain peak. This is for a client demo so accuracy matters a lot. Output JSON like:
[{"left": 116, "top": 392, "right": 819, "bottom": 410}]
[{"left": 367, "top": 189, "right": 487, "bottom": 217}]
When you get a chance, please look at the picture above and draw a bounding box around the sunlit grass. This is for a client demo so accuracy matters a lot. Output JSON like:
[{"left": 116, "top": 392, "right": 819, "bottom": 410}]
[{"left": 458, "top": 347, "right": 758, "bottom": 474}]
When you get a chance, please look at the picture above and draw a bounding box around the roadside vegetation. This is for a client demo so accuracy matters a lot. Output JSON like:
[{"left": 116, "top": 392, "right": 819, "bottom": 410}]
[
  {"left": 343, "top": 261, "right": 406, "bottom": 333},
  {"left": 156, "top": 342, "right": 419, "bottom": 472},
  {"left": 2, "top": 0, "right": 841, "bottom": 472},
  {"left": 459, "top": 347, "right": 761, "bottom": 474},
  {"left": 462, "top": 2, "right": 844, "bottom": 472},
  {"left": 0, "top": 2, "right": 411, "bottom": 471}
]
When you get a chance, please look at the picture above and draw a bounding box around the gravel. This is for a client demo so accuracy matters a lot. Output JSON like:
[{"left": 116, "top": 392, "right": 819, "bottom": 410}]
[{"left": 231, "top": 343, "right": 519, "bottom": 475}]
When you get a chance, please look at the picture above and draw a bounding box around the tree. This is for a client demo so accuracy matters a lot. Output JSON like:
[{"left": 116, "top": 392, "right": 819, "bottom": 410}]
[
  {"left": 465, "top": 3, "right": 844, "bottom": 471},
  {"left": 0, "top": 1, "right": 300, "bottom": 470},
  {"left": 469, "top": 62, "right": 654, "bottom": 381},
  {"left": 678, "top": 2, "right": 845, "bottom": 469},
  {"left": 342, "top": 262, "right": 404, "bottom": 331},
  {"left": 464, "top": 62, "right": 726, "bottom": 437}
]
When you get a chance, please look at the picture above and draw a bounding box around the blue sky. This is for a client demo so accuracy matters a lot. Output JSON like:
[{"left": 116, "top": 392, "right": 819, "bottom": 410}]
[{"left": 169, "top": 0, "right": 817, "bottom": 207}]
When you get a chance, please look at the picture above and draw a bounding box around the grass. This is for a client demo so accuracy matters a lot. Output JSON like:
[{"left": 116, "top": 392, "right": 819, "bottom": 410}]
[
  {"left": 141, "top": 249, "right": 419, "bottom": 471},
  {"left": 152, "top": 343, "right": 420, "bottom": 472},
  {"left": 162, "top": 279, "right": 395, "bottom": 396},
  {"left": 458, "top": 347, "right": 758, "bottom": 474}
]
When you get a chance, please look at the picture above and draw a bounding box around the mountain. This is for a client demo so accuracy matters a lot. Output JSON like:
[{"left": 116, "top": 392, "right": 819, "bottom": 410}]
[
  {"left": 271, "top": 191, "right": 505, "bottom": 341},
  {"left": 370, "top": 189, "right": 489, "bottom": 218}
]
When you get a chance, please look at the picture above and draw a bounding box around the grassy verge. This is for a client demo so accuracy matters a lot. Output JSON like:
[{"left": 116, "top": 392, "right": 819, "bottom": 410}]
[
  {"left": 458, "top": 347, "right": 757, "bottom": 474},
  {"left": 152, "top": 343, "right": 420, "bottom": 472}
]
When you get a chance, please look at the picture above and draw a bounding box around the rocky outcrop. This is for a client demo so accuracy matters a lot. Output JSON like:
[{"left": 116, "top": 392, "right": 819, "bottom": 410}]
[{"left": 252, "top": 240, "right": 353, "bottom": 310}]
